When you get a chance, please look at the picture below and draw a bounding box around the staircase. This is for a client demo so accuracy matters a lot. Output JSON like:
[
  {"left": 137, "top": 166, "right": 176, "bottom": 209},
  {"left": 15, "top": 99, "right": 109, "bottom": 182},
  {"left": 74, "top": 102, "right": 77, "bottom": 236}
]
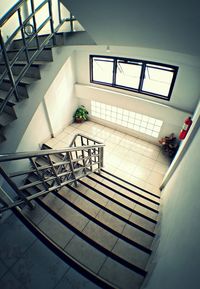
[
  {"left": 0, "top": 133, "right": 160, "bottom": 289},
  {"left": 0, "top": 0, "right": 94, "bottom": 144}
]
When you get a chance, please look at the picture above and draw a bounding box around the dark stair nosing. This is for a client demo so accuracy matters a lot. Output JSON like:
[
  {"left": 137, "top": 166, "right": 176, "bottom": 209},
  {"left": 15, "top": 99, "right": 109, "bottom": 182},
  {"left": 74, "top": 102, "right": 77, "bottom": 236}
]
[
  {"left": 35, "top": 196, "right": 147, "bottom": 277},
  {"left": 54, "top": 189, "right": 152, "bottom": 254},
  {"left": 67, "top": 184, "right": 155, "bottom": 237},
  {"left": 101, "top": 169, "right": 161, "bottom": 199},
  {"left": 88, "top": 175, "right": 159, "bottom": 213},
  {"left": 94, "top": 172, "right": 160, "bottom": 205},
  {"left": 79, "top": 179, "right": 157, "bottom": 224},
  {"left": 13, "top": 207, "right": 116, "bottom": 289}
]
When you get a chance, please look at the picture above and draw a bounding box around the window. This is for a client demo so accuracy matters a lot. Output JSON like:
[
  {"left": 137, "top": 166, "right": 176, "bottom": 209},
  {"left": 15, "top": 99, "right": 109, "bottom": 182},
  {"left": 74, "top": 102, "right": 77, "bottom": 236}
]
[
  {"left": 90, "top": 55, "right": 178, "bottom": 101},
  {"left": 91, "top": 101, "right": 163, "bottom": 138}
]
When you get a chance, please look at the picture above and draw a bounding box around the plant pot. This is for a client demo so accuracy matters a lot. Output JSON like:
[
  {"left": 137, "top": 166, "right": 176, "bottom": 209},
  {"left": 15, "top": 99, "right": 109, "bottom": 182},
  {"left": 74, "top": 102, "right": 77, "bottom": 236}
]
[{"left": 75, "top": 118, "right": 85, "bottom": 123}]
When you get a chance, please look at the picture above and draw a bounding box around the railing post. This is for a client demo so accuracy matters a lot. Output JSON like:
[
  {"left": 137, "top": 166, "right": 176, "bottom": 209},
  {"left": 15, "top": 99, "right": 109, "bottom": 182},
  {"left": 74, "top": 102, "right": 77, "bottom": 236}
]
[
  {"left": 18, "top": 8, "right": 30, "bottom": 63},
  {"left": 66, "top": 151, "right": 78, "bottom": 187},
  {"left": 48, "top": 0, "right": 56, "bottom": 45},
  {"left": 70, "top": 12, "right": 74, "bottom": 32},
  {"left": 0, "top": 31, "right": 20, "bottom": 103},
  {"left": 58, "top": 0, "right": 62, "bottom": 24},
  {"left": 30, "top": 157, "right": 50, "bottom": 191},
  {"left": 30, "top": 0, "right": 40, "bottom": 49}
]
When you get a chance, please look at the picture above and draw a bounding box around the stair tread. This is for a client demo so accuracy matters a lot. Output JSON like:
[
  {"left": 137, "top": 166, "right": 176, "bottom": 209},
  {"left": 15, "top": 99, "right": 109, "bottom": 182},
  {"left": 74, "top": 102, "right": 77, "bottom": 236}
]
[
  {"left": 91, "top": 173, "right": 160, "bottom": 208},
  {"left": 0, "top": 111, "right": 16, "bottom": 126},
  {"left": 80, "top": 177, "right": 159, "bottom": 221},
  {"left": 1, "top": 74, "right": 38, "bottom": 84},
  {"left": 7, "top": 47, "right": 52, "bottom": 52},
  {"left": 0, "top": 60, "right": 52, "bottom": 65},
  {"left": 23, "top": 202, "right": 144, "bottom": 289},
  {"left": 101, "top": 169, "right": 161, "bottom": 198},
  {"left": 24, "top": 190, "right": 149, "bottom": 270}
]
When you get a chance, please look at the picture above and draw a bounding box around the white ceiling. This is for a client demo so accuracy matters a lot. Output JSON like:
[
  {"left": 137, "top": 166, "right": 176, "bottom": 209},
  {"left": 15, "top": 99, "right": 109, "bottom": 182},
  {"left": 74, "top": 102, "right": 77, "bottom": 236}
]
[{"left": 61, "top": 0, "right": 200, "bottom": 57}]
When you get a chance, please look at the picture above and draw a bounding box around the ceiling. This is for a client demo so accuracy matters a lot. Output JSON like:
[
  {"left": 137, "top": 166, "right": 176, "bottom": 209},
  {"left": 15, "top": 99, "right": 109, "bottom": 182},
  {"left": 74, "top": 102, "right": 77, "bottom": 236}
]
[{"left": 61, "top": 0, "right": 200, "bottom": 57}]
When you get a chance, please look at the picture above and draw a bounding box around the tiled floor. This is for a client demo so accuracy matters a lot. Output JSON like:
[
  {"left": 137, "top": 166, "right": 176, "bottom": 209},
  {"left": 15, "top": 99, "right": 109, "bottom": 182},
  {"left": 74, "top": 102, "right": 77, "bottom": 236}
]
[{"left": 46, "top": 120, "right": 171, "bottom": 195}]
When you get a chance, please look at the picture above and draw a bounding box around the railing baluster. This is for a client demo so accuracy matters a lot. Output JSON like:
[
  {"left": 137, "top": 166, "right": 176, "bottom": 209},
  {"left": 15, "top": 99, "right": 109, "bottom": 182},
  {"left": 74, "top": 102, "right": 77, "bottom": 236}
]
[
  {"left": 30, "top": 157, "right": 50, "bottom": 190},
  {"left": 18, "top": 8, "right": 30, "bottom": 63},
  {"left": 47, "top": 155, "right": 61, "bottom": 186},
  {"left": 0, "top": 31, "right": 20, "bottom": 102},
  {"left": 70, "top": 12, "right": 74, "bottom": 32},
  {"left": 30, "top": 0, "right": 40, "bottom": 49},
  {"left": 48, "top": 0, "right": 56, "bottom": 45},
  {"left": 67, "top": 151, "right": 78, "bottom": 187},
  {"left": 58, "top": 0, "right": 62, "bottom": 24}
]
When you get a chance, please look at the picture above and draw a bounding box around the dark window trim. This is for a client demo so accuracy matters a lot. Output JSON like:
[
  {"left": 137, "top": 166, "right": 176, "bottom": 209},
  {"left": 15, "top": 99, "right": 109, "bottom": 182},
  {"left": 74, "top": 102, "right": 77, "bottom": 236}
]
[{"left": 90, "top": 55, "right": 178, "bottom": 101}]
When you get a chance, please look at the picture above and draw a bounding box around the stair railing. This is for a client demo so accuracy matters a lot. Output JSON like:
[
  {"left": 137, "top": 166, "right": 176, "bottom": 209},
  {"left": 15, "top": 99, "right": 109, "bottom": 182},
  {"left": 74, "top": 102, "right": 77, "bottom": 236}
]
[
  {"left": 0, "top": 134, "right": 104, "bottom": 213},
  {"left": 0, "top": 0, "right": 77, "bottom": 114}
]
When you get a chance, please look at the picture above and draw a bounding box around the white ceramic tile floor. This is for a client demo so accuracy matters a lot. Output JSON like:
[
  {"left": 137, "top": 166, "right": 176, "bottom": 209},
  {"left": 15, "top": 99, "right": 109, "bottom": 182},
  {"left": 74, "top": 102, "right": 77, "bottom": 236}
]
[{"left": 45, "top": 121, "right": 172, "bottom": 193}]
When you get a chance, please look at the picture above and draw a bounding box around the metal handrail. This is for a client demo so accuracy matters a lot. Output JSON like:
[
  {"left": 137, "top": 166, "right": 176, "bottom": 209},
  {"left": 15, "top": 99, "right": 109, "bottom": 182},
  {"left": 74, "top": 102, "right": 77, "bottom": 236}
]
[
  {"left": 0, "top": 134, "right": 104, "bottom": 162},
  {"left": 0, "top": 134, "right": 104, "bottom": 213}
]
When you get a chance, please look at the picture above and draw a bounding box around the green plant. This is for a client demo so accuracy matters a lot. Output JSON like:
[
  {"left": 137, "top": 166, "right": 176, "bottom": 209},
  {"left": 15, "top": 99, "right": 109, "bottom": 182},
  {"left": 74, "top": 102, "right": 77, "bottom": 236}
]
[{"left": 73, "top": 105, "right": 89, "bottom": 122}]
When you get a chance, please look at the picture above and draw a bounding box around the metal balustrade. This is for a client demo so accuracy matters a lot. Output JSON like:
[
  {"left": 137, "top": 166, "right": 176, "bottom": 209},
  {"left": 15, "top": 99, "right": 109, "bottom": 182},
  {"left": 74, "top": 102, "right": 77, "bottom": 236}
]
[
  {"left": 0, "top": 134, "right": 104, "bottom": 213},
  {"left": 0, "top": 0, "right": 78, "bottom": 114}
]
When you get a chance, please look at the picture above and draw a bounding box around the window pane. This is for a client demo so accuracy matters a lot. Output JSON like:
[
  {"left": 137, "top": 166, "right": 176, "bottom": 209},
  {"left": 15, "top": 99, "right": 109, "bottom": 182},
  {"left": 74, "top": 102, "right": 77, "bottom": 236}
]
[
  {"left": 93, "top": 58, "right": 114, "bottom": 84},
  {"left": 143, "top": 65, "right": 174, "bottom": 96},
  {"left": 116, "top": 61, "right": 141, "bottom": 89}
]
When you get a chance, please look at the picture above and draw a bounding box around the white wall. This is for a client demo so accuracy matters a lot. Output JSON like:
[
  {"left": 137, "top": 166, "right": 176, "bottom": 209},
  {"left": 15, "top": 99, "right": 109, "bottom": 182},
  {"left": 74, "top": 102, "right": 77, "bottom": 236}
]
[
  {"left": 14, "top": 51, "right": 77, "bottom": 152},
  {"left": 44, "top": 54, "right": 77, "bottom": 136},
  {"left": 143, "top": 127, "right": 200, "bottom": 289},
  {"left": 17, "top": 101, "right": 51, "bottom": 152}
]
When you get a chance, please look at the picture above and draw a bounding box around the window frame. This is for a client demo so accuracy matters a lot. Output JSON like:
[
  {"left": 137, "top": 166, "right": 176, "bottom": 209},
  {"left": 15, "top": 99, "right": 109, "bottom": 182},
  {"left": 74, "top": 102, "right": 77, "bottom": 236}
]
[{"left": 90, "top": 55, "right": 178, "bottom": 101}]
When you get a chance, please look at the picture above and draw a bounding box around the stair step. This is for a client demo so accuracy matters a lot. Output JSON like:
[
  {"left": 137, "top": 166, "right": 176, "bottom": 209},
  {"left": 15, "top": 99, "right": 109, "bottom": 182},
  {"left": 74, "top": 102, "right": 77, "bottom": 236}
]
[
  {"left": 101, "top": 169, "right": 161, "bottom": 199},
  {"left": 23, "top": 191, "right": 146, "bottom": 288},
  {"left": 0, "top": 90, "right": 18, "bottom": 104},
  {"left": 12, "top": 33, "right": 65, "bottom": 49},
  {"left": 79, "top": 178, "right": 158, "bottom": 223},
  {"left": 0, "top": 63, "right": 41, "bottom": 79},
  {"left": 14, "top": 207, "right": 115, "bottom": 289},
  {"left": 5, "top": 48, "right": 53, "bottom": 62},
  {"left": 91, "top": 173, "right": 160, "bottom": 209},
  {"left": 0, "top": 110, "right": 16, "bottom": 126}
]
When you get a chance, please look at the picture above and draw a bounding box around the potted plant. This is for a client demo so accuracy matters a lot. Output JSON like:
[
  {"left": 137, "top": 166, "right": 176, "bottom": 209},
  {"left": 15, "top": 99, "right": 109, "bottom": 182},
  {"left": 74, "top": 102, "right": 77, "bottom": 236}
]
[{"left": 73, "top": 105, "right": 89, "bottom": 123}]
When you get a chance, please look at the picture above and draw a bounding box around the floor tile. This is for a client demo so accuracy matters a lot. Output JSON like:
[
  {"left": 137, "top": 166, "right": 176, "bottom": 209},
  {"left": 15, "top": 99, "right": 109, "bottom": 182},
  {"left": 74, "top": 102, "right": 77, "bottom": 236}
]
[
  {"left": 132, "top": 166, "right": 151, "bottom": 181},
  {"left": 147, "top": 171, "right": 164, "bottom": 187},
  {"left": 129, "top": 213, "right": 156, "bottom": 232},
  {"left": 65, "top": 236, "right": 106, "bottom": 273},
  {"left": 98, "top": 257, "right": 144, "bottom": 289},
  {"left": 55, "top": 267, "right": 101, "bottom": 289},
  {"left": 0, "top": 271, "right": 24, "bottom": 289},
  {"left": 59, "top": 187, "right": 80, "bottom": 203},
  {"left": 0, "top": 215, "right": 36, "bottom": 268},
  {"left": 85, "top": 190, "right": 109, "bottom": 207},
  {"left": 83, "top": 221, "right": 118, "bottom": 250},
  {"left": 38, "top": 214, "right": 74, "bottom": 249},
  {"left": 96, "top": 210, "right": 126, "bottom": 234},
  {"left": 134, "top": 204, "right": 158, "bottom": 221},
  {"left": 23, "top": 203, "right": 48, "bottom": 225},
  {"left": 43, "top": 193, "right": 65, "bottom": 212},
  {"left": 11, "top": 240, "right": 69, "bottom": 289},
  {"left": 74, "top": 196, "right": 101, "bottom": 218},
  {"left": 0, "top": 258, "right": 8, "bottom": 279},
  {"left": 58, "top": 204, "right": 89, "bottom": 231},
  {"left": 105, "top": 200, "right": 132, "bottom": 220},
  {"left": 112, "top": 239, "right": 149, "bottom": 269},
  {"left": 122, "top": 224, "right": 153, "bottom": 248}
]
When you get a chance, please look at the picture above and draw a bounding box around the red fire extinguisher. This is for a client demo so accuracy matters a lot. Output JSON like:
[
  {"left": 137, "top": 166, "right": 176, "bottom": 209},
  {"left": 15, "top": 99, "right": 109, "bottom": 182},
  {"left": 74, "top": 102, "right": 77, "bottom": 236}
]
[{"left": 179, "top": 116, "right": 192, "bottom": 140}]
